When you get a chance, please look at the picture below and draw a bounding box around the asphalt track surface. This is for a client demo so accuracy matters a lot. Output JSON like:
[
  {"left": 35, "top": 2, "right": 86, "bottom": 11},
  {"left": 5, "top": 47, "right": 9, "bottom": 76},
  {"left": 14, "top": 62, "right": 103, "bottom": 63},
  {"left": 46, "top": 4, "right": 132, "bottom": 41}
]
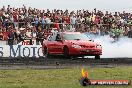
[{"left": 0, "top": 56, "right": 132, "bottom": 69}]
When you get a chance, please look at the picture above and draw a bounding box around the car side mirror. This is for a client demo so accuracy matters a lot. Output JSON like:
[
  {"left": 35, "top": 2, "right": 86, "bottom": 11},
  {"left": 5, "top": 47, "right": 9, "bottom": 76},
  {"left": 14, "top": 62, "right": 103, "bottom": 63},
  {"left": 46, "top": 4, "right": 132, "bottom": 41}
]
[{"left": 89, "top": 39, "right": 94, "bottom": 42}]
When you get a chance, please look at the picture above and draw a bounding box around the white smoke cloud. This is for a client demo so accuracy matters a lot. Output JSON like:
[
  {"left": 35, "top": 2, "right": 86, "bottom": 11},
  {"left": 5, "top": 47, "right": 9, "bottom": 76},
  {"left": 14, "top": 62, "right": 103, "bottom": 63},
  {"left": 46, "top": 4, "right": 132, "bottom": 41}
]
[{"left": 94, "top": 36, "right": 132, "bottom": 58}]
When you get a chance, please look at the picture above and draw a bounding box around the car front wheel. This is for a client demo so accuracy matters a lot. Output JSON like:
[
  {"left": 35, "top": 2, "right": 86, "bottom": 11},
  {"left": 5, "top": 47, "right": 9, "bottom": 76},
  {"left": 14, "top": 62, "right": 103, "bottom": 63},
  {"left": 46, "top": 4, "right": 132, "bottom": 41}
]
[{"left": 63, "top": 46, "right": 70, "bottom": 59}]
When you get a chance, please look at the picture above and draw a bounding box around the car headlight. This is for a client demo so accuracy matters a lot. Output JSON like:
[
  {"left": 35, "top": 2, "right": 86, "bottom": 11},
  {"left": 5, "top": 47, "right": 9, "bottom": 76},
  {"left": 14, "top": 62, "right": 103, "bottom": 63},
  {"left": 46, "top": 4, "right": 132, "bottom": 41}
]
[
  {"left": 96, "top": 45, "right": 102, "bottom": 48},
  {"left": 72, "top": 44, "right": 81, "bottom": 48}
]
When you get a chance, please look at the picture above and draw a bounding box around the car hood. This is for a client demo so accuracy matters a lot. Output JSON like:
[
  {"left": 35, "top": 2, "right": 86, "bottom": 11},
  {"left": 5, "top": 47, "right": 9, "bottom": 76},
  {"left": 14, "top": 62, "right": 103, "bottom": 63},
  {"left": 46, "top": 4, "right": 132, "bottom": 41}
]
[{"left": 65, "top": 40, "right": 98, "bottom": 46}]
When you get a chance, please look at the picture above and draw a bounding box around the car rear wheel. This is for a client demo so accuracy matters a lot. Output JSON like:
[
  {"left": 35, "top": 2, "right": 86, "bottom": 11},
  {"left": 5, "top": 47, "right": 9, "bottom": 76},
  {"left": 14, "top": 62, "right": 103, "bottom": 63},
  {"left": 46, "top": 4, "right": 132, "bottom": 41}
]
[
  {"left": 95, "top": 55, "right": 100, "bottom": 59},
  {"left": 63, "top": 46, "right": 70, "bottom": 59}
]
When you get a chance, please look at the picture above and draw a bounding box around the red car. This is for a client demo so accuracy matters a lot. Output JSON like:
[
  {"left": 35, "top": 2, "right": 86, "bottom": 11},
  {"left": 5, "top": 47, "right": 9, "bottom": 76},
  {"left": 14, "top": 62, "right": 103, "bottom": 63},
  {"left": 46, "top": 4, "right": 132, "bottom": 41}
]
[{"left": 42, "top": 32, "right": 102, "bottom": 59}]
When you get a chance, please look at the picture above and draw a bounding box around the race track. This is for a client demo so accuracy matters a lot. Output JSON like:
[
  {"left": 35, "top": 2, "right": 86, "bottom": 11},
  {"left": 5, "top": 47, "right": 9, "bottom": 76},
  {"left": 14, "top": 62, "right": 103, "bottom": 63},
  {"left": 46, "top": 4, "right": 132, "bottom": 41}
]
[{"left": 0, "top": 56, "right": 132, "bottom": 69}]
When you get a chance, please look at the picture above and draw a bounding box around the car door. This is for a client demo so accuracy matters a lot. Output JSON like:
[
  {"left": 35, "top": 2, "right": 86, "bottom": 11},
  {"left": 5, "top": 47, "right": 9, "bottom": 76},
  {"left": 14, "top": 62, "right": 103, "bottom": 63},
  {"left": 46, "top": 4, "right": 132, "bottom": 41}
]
[
  {"left": 53, "top": 34, "right": 64, "bottom": 54},
  {"left": 47, "top": 34, "right": 57, "bottom": 53},
  {"left": 47, "top": 33, "right": 64, "bottom": 54}
]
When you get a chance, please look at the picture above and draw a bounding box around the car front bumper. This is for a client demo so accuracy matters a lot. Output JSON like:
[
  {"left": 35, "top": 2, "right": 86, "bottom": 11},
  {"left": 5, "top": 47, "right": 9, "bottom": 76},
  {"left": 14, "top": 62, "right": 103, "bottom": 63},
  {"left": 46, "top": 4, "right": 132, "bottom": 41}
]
[{"left": 69, "top": 48, "right": 102, "bottom": 56}]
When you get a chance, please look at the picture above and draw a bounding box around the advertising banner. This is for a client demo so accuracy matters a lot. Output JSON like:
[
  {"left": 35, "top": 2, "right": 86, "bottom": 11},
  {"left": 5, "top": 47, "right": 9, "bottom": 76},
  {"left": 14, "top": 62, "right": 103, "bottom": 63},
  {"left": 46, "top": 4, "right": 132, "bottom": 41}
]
[{"left": 0, "top": 45, "right": 43, "bottom": 58}]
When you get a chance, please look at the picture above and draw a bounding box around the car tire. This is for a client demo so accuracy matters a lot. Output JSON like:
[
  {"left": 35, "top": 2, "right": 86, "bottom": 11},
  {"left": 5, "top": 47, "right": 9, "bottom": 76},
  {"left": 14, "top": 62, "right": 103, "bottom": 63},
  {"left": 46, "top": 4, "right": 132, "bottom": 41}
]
[
  {"left": 63, "top": 46, "right": 70, "bottom": 59},
  {"left": 95, "top": 55, "right": 100, "bottom": 59},
  {"left": 43, "top": 47, "right": 49, "bottom": 59}
]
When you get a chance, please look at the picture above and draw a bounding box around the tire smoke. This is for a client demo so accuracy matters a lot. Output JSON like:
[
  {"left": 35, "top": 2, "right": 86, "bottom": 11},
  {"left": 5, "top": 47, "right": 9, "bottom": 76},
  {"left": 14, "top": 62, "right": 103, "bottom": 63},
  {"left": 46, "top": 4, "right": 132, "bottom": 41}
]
[{"left": 94, "top": 35, "right": 132, "bottom": 58}]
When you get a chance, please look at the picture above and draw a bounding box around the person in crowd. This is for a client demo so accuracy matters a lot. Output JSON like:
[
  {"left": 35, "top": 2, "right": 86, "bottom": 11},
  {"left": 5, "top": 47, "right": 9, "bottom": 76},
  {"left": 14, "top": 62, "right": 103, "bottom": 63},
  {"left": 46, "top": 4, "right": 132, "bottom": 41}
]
[
  {"left": 0, "top": 29, "right": 3, "bottom": 40},
  {"left": 54, "top": 20, "right": 60, "bottom": 32},
  {"left": 36, "top": 28, "right": 44, "bottom": 45},
  {"left": 34, "top": 15, "right": 39, "bottom": 30},
  {"left": 45, "top": 15, "right": 51, "bottom": 31},
  {"left": 25, "top": 28, "right": 33, "bottom": 45},
  {"left": 111, "top": 26, "right": 123, "bottom": 41},
  {"left": 18, "top": 28, "right": 26, "bottom": 43},
  {"left": 31, "top": 26, "right": 37, "bottom": 39},
  {"left": 26, "top": 28, "right": 32, "bottom": 38},
  {"left": 13, "top": 29, "right": 19, "bottom": 44},
  {"left": 2, "top": 27, "right": 8, "bottom": 40},
  {"left": 128, "top": 25, "right": 132, "bottom": 38},
  {"left": 8, "top": 29, "right": 15, "bottom": 45},
  {"left": 70, "top": 14, "right": 76, "bottom": 29},
  {"left": 41, "top": 16, "right": 46, "bottom": 30}
]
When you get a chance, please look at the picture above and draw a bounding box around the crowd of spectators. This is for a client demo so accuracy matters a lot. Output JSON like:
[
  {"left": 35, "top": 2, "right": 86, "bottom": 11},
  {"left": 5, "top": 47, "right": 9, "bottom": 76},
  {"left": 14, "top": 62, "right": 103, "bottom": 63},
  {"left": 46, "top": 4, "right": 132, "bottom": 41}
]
[{"left": 0, "top": 5, "right": 132, "bottom": 44}]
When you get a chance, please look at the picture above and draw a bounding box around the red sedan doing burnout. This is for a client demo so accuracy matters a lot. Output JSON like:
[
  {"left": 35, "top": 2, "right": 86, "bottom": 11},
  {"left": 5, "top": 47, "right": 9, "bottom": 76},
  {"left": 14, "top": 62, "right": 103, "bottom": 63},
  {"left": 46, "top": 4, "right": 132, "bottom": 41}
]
[{"left": 42, "top": 32, "right": 102, "bottom": 59}]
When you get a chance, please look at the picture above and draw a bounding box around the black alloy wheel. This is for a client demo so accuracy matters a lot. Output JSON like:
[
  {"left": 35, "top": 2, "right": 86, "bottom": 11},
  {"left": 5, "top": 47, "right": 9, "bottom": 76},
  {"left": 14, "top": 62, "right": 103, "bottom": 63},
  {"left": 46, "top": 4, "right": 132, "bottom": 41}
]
[{"left": 63, "top": 46, "right": 70, "bottom": 59}]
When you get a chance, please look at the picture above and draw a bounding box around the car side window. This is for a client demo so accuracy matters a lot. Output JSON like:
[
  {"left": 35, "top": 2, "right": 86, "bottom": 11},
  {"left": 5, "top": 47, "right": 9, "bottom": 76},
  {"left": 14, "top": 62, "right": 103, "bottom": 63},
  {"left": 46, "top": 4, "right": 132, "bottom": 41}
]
[{"left": 50, "top": 34, "right": 57, "bottom": 41}]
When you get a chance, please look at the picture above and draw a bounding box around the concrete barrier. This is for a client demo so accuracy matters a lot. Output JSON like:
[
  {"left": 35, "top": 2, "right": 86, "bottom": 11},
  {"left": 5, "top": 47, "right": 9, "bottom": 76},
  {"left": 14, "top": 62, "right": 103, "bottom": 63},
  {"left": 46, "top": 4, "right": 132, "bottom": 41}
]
[{"left": 0, "top": 41, "right": 8, "bottom": 45}]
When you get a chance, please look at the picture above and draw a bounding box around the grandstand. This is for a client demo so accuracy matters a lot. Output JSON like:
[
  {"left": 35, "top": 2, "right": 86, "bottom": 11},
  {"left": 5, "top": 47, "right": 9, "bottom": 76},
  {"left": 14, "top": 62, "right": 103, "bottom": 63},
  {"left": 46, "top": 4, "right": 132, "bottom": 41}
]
[{"left": 0, "top": 5, "right": 132, "bottom": 45}]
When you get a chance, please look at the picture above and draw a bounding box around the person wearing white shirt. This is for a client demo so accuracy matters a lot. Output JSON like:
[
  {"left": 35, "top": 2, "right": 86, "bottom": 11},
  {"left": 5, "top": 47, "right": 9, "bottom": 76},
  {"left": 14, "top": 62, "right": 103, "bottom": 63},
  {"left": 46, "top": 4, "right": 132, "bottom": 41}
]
[{"left": 70, "top": 15, "right": 76, "bottom": 29}]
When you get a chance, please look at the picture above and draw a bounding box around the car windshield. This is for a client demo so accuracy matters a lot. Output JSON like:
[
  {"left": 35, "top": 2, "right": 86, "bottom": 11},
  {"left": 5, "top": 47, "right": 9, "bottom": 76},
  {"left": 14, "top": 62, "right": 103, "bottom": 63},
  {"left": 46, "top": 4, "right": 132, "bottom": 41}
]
[{"left": 63, "top": 33, "right": 91, "bottom": 41}]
